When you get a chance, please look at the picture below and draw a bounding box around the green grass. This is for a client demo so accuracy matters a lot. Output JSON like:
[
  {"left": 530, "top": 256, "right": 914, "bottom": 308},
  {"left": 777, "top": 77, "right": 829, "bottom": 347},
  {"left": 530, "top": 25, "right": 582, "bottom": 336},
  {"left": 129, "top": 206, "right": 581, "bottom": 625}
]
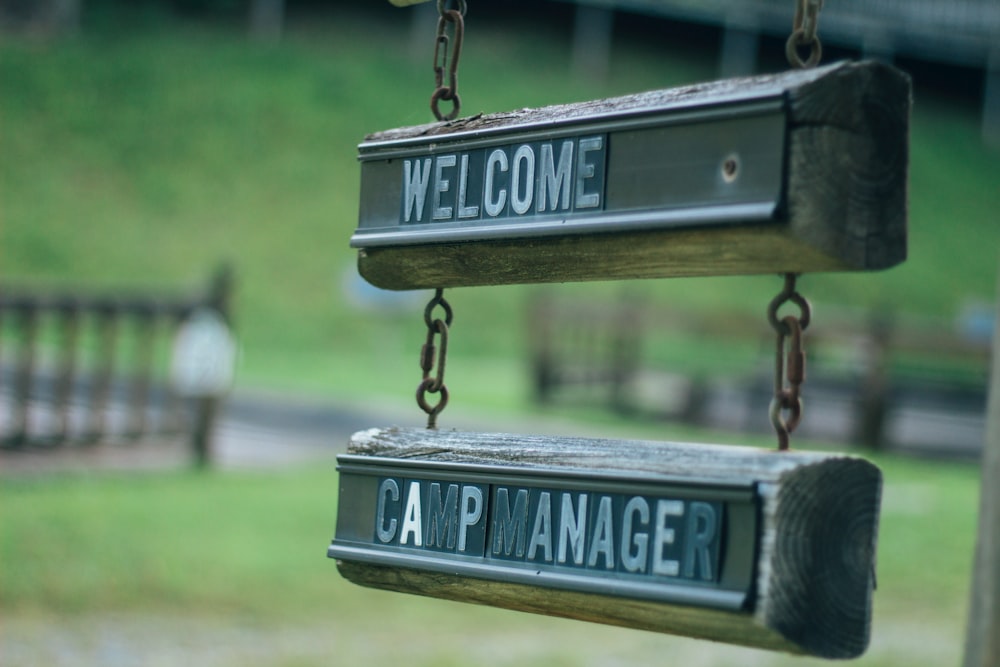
[
  {"left": 0, "top": 452, "right": 983, "bottom": 666},
  {"left": 1, "top": 9, "right": 997, "bottom": 410},
  {"left": 0, "top": 467, "right": 341, "bottom": 618},
  {"left": 0, "top": 12, "right": 995, "bottom": 664}
]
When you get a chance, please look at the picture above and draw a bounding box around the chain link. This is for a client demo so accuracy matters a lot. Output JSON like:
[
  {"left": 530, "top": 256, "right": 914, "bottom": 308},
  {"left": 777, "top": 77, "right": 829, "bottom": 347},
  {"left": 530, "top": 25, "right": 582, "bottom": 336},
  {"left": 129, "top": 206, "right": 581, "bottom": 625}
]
[
  {"left": 417, "top": 288, "right": 453, "bottom": 429},
  {"left": 786, "top": 0, "right": 823, "bottom": 68},
  {"left": 767, "top": 274, "right": 811, "bottom": 451},
  {"left": 430, "top": 0, "right": 465, "bottom": 121}
]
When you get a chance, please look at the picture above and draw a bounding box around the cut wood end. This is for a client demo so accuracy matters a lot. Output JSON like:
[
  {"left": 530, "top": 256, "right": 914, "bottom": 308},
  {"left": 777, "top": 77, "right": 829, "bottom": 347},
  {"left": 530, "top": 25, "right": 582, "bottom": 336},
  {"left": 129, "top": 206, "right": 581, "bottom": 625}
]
[{"left": 757, "top": 457, "right": 883, "bottom": 659}]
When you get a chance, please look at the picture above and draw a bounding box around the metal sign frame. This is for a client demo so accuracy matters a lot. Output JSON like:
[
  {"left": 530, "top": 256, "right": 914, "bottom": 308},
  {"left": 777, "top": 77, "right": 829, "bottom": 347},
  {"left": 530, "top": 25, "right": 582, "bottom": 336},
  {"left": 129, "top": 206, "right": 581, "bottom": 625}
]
[
  {"left": 329, "top": 454, "right": 758, "bottom": 610},
  {"left": 353, "top": 97, "right": 785, "bottom": 248}
]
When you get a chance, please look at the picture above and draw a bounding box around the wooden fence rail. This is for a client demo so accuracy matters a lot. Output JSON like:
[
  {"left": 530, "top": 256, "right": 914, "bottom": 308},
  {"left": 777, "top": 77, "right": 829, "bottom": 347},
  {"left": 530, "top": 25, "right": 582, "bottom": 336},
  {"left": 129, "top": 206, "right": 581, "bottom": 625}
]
[
  {"left": 528, "top": 294, "right": 643, "bottom": 414},
  {"left": 528, "top": 293, "right": 992, "bottom": 452},
  {"left": 0, "top": 266, "right": 232, "bottom": 467}
]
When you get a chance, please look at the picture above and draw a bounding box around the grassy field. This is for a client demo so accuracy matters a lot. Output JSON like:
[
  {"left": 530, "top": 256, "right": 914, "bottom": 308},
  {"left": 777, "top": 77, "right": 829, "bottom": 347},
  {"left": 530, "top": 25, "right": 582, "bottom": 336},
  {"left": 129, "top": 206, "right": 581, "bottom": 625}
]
[
  {"left": 1, "top": 5, "right": 998, "bottom": 408},
  {"left": 0, "top": 449, "right": 984, "bottom": 666},
  {"left": 0, "top": 5, "right": 996, "bottom": 666}
]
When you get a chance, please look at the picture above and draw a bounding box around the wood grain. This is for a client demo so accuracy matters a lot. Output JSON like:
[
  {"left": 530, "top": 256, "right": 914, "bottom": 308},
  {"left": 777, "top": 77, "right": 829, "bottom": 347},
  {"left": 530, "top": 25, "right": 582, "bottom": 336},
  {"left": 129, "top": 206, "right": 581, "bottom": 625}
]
[
  {"left": 333, "top": 428, "right": 882, "bottom": 658},
  {"left": 962, "top": 269, "right": 1000, "bottom": 667},
  {"left": 363, "top": 63, "right": 865, "bottom": 144}
]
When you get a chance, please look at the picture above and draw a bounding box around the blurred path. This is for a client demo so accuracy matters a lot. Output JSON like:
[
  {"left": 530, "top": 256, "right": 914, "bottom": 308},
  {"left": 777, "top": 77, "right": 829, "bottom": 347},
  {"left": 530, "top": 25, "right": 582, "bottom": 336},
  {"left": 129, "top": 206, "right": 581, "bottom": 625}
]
[
  {"left": 215, "top": 378, "right": 987, "bottom": 469},
  {"left": 2, "top": 381, "right": 986, "bottom": 473},
  {"left": 0, "top": 386, "right": 642, "bottom": 473},
  {"left": 211, "top": 389, "right": 640, "bottom": 469},
  {"left": 211, "top": 390, "right": 409, "bottom": 468}
]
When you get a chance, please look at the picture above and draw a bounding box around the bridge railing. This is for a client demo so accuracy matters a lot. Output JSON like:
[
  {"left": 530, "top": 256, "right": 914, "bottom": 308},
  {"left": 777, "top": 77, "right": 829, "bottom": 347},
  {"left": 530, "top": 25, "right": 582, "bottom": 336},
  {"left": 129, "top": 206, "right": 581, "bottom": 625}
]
[{"left": 0, "top": 266, "right": 233, "bottom": 467}]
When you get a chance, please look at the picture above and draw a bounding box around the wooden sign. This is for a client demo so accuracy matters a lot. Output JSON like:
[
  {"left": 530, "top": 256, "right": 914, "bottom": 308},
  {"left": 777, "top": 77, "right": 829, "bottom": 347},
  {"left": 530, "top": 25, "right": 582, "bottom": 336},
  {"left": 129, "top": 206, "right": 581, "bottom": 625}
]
[
  {"left": 352, "top": 60, "right": 909, "bottom": 290},
  {"left": 328, "top": 428, "right": 882, "bottom": 659}
]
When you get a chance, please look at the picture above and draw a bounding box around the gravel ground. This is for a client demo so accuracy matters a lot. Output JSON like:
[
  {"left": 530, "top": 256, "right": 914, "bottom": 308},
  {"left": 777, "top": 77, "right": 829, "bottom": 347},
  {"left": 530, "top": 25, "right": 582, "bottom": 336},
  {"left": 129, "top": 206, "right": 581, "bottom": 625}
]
[{"left": 1, "top": 607, "right": 965, "bottom": 667}]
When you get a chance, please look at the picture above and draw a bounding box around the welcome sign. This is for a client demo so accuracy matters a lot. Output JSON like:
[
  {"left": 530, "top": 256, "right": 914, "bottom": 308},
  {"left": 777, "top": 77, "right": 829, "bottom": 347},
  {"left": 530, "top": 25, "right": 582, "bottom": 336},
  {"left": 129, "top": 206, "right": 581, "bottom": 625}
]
[
  {"left": 352, "top": 101, "right": 783, "bottom": 249},
  {"left": 349, "top": 61, "right": 909, "bottom": 289},
  {"left": 398, "top": 135, "right": 607, "bottom": 226}
]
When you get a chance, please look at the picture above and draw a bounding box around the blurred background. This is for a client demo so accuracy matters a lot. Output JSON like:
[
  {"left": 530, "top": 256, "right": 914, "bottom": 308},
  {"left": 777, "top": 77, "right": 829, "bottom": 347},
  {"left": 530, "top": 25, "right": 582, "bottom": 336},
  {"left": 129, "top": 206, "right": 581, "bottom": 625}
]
[{"left": 1, "top": 0, "right": 998, "bottom": 665}]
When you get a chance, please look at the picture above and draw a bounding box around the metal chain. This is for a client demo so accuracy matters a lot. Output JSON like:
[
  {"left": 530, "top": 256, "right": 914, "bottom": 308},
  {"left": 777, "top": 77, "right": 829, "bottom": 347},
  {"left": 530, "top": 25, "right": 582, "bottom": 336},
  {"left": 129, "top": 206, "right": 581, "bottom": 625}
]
[
  {"left": 767, "top": 274, "right": 811, "bottom": 451},
  {"left": 417, "top": 288, "right": 453, "bottom": 429},
  {"left": 430, "top": 0, "right": 466, "bottom": 121},
  {"left": 786, "top": 0, "right": 823, "bottom": 68}
]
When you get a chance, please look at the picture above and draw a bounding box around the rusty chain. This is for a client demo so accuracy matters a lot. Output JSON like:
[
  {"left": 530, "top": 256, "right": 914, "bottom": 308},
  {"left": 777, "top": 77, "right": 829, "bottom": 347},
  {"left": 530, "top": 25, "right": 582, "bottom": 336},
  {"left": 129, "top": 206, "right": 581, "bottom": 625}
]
[
  {"left": 430, "top": 0, "right": 466, "bottom": 121},
  {"left": 767, "top": 274, "right": 811, "bottom": 451},
  {"left": 417, "top": 288, "right": 453, "bottom": 429},
  {"left": 786, "top": 0, "right": 823, "bottom": 68}
]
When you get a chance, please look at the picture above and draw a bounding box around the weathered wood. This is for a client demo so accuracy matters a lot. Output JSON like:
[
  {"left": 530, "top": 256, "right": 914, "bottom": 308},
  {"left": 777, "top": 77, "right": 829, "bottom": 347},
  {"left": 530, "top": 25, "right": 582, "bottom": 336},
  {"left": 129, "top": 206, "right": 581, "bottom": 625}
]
[
  {"left": 330, "top": 428, "right": 882, "bottom": 658},
  {"left": 53, "top": 302, "right": 80, "bottom": 442},
  {"left": 125, "top": 309, "right": 156, "bottom": 439},
  {"left": 962, "top": 268, "right": 1000, "bottom": 667},
  {"left": 11, "top": 304, "right": 39, "bottom": 446},
  {"left": 84, "top": 304, "right": 118, "bottom": 443},
  {"left": 353, "top": 60, "right": 910, "bottom": 289}
]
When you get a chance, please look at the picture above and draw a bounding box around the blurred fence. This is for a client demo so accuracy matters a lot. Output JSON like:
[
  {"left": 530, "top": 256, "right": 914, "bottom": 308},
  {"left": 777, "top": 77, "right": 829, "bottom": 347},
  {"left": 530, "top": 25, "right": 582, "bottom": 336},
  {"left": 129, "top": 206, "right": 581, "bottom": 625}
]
[
  {"left": 570, "top": 0, "right": 1000, "bottom": 66},
  {"left": 529, "top": 294, "right": 643, "bottom": 415},
  {"left": 529, "top": 293, "right": 993, "bottom": 457},
  {"left": 564, "top": 0, "right": 1000, "bottom": 145},
  {"left": 0, "top": 266, "right": 233, "bottom": 468}
]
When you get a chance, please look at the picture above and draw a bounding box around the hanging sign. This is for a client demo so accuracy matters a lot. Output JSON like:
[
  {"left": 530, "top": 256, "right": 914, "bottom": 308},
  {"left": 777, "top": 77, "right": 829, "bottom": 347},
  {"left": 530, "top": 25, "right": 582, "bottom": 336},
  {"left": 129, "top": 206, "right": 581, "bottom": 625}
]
[
  {"left": 351, "top": 60, "right": 910, "bottom": 289},
  {"left": 331, "top": 456, "right": 755, "bottom": 611},
  {"left": 329, "top": 428, "right": 882, "bottom": 659},
  {"left": 356, "top": 109, "right": 771, "bottom": 245}
]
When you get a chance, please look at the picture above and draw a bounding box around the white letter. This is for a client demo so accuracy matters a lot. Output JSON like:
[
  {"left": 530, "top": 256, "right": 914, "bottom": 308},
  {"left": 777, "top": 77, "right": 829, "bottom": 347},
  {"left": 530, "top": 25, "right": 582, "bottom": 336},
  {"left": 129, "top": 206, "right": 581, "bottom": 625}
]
[
  {"left": 399, "top": 481, "right": 423, "bottom": 547},
  {"left": 492, "top": 488, "right": 529, "bottom": 558},
  {"left": 457, "top": 153, "right": 479, "bottom": 219},
  {"left": 621, "top": 496, "right": 649, "bottom": 572},
  {"left": 458, "top": 485, "right": 483, "bottom": 552},
  {"left": 484, "top": 149, "right": 508, "bottom": 217},
  {"left": 587, "top": 495, "right": 615, "bottom": 569},
  {"left": 558, "top": 493, "right": 587, "bottom": 565},
  {"left": 510, "top": 144, "right": 535, "bottom": 215},
  {"left": 575, "top": 136, "right": 603, "bottom": 209},
  {"left": 432, "top": 155, "right": 457, "bottom": 220},
  {"left": 527, "top": 491, "right": 553, "bottom": 562},
  {"left": 426, "top": 482, "right": 459, "bottom": 549},
  {"left": 538, "top": 141, "right": 573, "bottom": 212},
  {"left": 652, "top": 499, "right": 684, "bottom": 576},
  {"left": 375, "top": 478, "right": 400, "bottom": 543},
  {"left": 403, "top": 158, "right": 432, "bottom": 222},
  {"left": 683, "top": 502, "right": 718, "bottom": 581}
]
